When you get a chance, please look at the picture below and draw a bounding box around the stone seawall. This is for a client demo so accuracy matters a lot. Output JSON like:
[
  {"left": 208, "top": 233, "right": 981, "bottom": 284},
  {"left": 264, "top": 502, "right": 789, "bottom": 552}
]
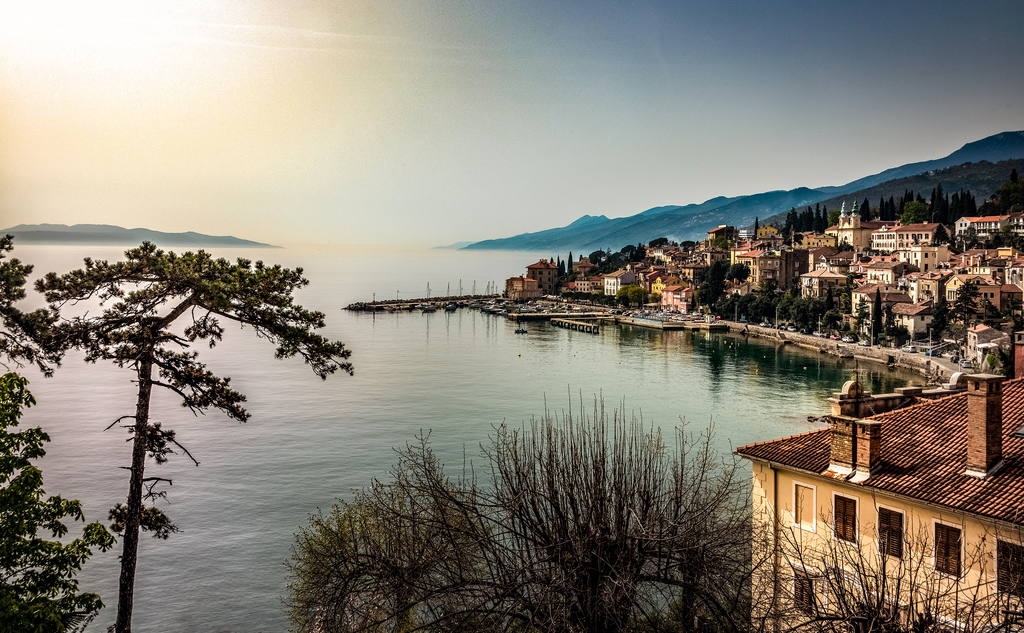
[{"left": 724, "top": 323, "right": 958, "bottom": 383}]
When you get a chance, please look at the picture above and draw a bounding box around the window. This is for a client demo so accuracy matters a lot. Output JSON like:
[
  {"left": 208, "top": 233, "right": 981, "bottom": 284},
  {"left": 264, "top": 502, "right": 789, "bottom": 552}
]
[
  {"left": 998, "top": 540, "right": 1024, "bottom": 598},
  {"left": 935, "top": 523, "right": 961, "bottom": 576},
  {"left": 793, "top": 573, "right": 815, "bottom": 614},
  {"left": 835, "top": 496, "right": 857, "bottom": 542},
  {"left": 878, "top": 508, "right": 903, "bottom": 559},
  {"left": 795, "top": 484, "right": 815, "bottom": 530}
]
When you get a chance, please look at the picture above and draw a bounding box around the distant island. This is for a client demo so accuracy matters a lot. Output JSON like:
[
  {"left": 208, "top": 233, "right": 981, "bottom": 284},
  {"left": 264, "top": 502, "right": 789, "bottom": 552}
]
[{"left": 1, "top": 224, "right": 278, "bottom": 248}]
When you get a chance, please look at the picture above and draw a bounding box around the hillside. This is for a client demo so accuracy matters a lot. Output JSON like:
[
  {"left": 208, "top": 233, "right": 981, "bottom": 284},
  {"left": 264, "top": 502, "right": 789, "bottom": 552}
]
[
  {"left": 462, "top": 130, "right": 1024, "bottom": 251},
  {"left": 1, "top": 224, "right": 278, "bottom": 248},
  {"left": 756, "top": 158, "right": 1024, "bottom": 229}
]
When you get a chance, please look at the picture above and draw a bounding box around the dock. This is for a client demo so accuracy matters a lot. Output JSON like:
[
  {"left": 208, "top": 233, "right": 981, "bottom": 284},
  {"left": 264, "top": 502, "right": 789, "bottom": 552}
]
[{"left": 550, "top": 318, "right": 600, "bottom": 333}]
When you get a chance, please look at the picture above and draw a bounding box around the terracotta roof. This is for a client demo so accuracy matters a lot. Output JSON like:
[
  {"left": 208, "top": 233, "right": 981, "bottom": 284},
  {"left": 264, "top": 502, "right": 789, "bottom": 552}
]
[
  {"left": 738, "top": 378, "right": 1024, "bottom": 526},
  {"left": 891, "top": 302, "right": 932, "bottom": 316},
  {"left": 802, "top": 269, "right": 847, "bottom": 279},
  {"left": 527, "top": 260, "right": 558, "bottom": 269},
  {"left": 960, "top": 216, "right": 1011, "bottom": 223}
]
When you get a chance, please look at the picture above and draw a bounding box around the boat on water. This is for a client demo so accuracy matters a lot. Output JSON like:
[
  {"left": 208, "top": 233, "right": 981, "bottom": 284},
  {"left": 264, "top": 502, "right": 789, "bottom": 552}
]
[
  {"left": 514, "top": 328, "right": 528, "bottom": 334},
  {"left": 444, "top": 303, "right": 457, "bottom": 312},
  {"left": 421, "top": 304, "right": 437, "bottom": 313}
]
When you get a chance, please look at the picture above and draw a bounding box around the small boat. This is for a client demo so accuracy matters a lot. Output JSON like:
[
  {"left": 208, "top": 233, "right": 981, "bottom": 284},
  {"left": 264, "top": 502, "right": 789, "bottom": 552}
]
[
  {"left": 515, "top": 328, "right": 528, "bottom": 334},
  {"left": 444, "top": 303, "right": 457, "bottom": 312},
  {"left": 422, "top": 305, "right": 437, "bottom": 313}
]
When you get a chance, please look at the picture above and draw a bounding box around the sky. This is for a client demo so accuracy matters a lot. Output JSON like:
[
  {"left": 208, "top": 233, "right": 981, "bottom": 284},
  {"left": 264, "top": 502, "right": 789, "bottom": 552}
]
[{"left": 1, "top": 0, "right": 1022, "bottom": 248}]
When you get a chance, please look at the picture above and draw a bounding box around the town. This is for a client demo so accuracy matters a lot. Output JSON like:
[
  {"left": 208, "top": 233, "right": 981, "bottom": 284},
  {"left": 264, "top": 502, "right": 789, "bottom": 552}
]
[{"left": 503, "top": 171, "right": 1024, "bottom": 376}]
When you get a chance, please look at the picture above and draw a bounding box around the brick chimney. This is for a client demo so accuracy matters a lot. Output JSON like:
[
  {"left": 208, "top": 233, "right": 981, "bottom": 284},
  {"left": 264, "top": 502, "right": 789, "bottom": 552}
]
[
  {"left": 854, "top": 419, "right": 882, "bottom": 480},
  {"left": 829, "top": 416, "right": 856, "bottom": 473},
  {"left": 965, "top": 374, "right": 1005, "bottom": 478}
]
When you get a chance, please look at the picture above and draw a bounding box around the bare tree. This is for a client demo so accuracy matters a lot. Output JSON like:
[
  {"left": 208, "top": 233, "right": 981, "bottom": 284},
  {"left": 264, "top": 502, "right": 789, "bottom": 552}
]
[
  {"left": 772, "top": 505, "right": 1023, "bottom": 633},
  {"left": 288, "top": 400, "right": 772, "bottom": 633}
]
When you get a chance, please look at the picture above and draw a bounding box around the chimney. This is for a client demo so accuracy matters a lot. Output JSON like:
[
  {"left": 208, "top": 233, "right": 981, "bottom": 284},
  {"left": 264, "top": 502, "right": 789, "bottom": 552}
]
[
  {"left": 854, "top": 419, "right": 882, "bottom": 479},
  {"left": 965, "top": 374, "right": 1005, "bottom": 478},
  {"left": 829, "top": 416, "right": 856, "bottom": 474}
]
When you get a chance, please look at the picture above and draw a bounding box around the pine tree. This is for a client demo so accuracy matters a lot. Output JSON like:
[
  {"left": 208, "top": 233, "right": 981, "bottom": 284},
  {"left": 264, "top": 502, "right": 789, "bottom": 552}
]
[
  {"left": 754, "top": 217, "right": 760, "bottom": 233},
  {"left": 861, "top": 198, "right": 871, "bottom": 221}
]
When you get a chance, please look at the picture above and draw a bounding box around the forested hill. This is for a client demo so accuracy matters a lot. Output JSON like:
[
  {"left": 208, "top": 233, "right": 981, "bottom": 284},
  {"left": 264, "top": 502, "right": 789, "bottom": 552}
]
[
  {"left": 461, "top": 130, "right": 1024, "bottom": 251},
  {"left": 1, "top": 224, "right": 278, "bottom": 248},
  {"left": 756, "top": 158, "right": 1024, "bottom": 230}
]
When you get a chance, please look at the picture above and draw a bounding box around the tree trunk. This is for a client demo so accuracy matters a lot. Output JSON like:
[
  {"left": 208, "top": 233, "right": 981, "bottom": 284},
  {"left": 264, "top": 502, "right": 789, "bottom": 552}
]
[{"left": 115, "top": 354, "right": 153, "bottom": 633}]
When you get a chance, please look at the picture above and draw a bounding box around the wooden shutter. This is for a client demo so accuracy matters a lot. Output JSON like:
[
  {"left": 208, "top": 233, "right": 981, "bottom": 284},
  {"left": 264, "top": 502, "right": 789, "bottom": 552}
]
[
  {"left": 935, "top": 524, "right": 961, "bottom": 576},
  {"left": 835, "top": 496, "right": 857, "bottom": 542},
  {"left": 793, "top": 574, "right": 814, "bottom": 614},
  {"left": 998, "top": 540, "right": 1024, "bottom": 598},
  {"left": 878, "top": 508, "right": 903, "bottom": 558}
]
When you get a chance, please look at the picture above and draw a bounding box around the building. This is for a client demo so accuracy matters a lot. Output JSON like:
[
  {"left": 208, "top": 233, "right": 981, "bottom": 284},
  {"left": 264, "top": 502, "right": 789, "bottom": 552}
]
[
  {"left": 504, "top": 276, "right": 540, "bottom": 301},
  {"left": 864, "top": 260, "right": 918, "bottom": 286},
  {"left": 737, "top": 375, "right": 1024, "bottom": 632},
  {"left": 890, "top": 301, "right": 933, "bottom": 336},
  {"left": 707, "top": 225, "right": 738, "bottom": 244},
  {"left": 898, "top": 244, "right": 951, "bottom": 274},
  {"left": 870, "top": 223, "right": 944, "bottom": 251},
  {"left": 955, "top": 215, "right": 1011, "bottom": 240},
  {"left": 799, "top": 269, "right": 847, "bottom": 299},
  {"left": 800, "top": 233, "right": 838, "bottom": 249},
  {"left": 526, "top": 259, "right": 559, "bottom": 295},
  {"left": 571, "top": 256, "right": 596, "bottom": 275},
  {"left": 966, "top": 325, "right": 1009, "bottom": 367},
  {"left": 827, "top": 208, "right": 897, "bottom": 251},
  {"left": 660, "top": 285, "right": 692, "bottom": 313},
  {"left": 603, "top": 269, "right": 637, "bottom": 297}
]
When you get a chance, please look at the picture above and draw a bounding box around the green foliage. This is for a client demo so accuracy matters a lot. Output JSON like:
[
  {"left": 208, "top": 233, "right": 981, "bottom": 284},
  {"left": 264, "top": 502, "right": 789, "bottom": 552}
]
[
  {"left": 827, "top": 208, "right": 840, "bottom": 227},
  {"left": 900, "top": 200, "right": 930, "bottom": 225},
  {"left": 871, "top": 290, "right": 883, "bottom": 343},
  {"left": 953, "top": 280, "right": 980, "bottom": 325},
  {"left": 648, "top": 237, "right": 669, "bottom": 248},
  {"left": 615, "top": 285, "right": 648, "bottom": 308},
  {"left": 0, "top": 373, "right": 115, "bottom": 632},
  {"left": 697, "top": 260, "right": 730, "bottom": 308},
  {"left": 35, "top": 242, "right": 354, "bottom": 633},
  {"left": 727, "top": 263, "right": 750, "bottom": 283},
  {"left": 931, "top": 292, "right": 951, "bottom": 339},
  {"left": 711, "top": 235, "right": 731, "bottom": 250},
  {"left": 0, "top": 236, "right": 61, "bottom": 376}
]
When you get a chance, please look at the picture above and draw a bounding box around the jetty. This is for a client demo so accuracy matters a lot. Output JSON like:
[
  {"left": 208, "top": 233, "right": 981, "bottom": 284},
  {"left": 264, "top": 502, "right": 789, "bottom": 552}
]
[
  {"left": 345, "top": 294, "right": 499, "bottom": 312},
  {"left": 551, "top": 318, "right": 600, "bottom": 333}
]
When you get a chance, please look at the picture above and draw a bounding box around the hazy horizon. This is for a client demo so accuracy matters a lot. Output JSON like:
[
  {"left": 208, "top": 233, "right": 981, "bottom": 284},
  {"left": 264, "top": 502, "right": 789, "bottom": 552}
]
[{"left": 2, "top": 1, "right": 1023, "bottom": 248}]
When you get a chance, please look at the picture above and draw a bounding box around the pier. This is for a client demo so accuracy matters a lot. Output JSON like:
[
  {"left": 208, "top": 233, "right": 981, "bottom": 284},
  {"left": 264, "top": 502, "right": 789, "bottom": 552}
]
[
  {"left": 551, "top": 318, "right": 600, "bottom": 333},
  {"left": 345, "top": 294, "right": 500, "bottom": 312}
]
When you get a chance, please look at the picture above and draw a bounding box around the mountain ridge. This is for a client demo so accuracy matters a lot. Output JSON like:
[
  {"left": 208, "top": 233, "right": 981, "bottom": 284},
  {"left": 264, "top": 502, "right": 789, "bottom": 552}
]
[
  {"left": 1, "top": 224, "right": 278, "bottom": 248},
  {"left": 462, "top": 130, "right": 1024, "bottom": 251}
]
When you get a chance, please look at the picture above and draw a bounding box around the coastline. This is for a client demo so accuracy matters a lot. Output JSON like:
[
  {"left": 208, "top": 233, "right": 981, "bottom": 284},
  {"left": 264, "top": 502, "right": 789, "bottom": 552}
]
[{"left": 720, "top": 322, "right": 959, "bottom": 383}]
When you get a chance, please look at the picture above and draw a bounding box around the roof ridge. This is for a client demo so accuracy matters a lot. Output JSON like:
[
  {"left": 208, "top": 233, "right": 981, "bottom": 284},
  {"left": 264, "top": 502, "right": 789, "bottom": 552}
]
[{"left": 736, "top": 425, "right": 829, "bottom": 452}]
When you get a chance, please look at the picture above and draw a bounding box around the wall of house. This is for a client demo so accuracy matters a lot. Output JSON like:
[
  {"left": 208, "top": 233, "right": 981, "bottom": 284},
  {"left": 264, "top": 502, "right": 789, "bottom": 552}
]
[{"left": 749, "top": 459, "right": 1022, "bottom": 627}]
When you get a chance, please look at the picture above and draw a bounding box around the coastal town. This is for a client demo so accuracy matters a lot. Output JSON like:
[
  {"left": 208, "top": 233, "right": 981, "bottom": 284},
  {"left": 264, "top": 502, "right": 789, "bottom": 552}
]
[{"left": 498, "top": 172, "right": 1024, "bottom": 378}]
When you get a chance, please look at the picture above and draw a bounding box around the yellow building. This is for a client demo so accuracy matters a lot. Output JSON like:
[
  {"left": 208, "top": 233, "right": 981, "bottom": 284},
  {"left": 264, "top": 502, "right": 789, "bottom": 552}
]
[{"left": 737, "top": 375, "right": 1024, "bottom": 631}]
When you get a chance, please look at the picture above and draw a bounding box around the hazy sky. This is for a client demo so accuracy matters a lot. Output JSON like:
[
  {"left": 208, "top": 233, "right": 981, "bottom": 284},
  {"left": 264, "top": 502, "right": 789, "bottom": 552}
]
[{"left": 1, "top": 1, "right": 1022, "bottom": 247}]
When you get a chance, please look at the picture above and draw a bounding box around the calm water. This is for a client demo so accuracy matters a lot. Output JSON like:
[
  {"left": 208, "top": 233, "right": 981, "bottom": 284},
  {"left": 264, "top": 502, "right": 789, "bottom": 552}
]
[{"left": 12, "top": 244, "right": 919, "bottom": 632}]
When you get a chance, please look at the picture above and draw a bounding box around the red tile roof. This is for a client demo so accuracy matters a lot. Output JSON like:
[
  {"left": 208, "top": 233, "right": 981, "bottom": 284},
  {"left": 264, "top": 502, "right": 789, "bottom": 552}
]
[{"left": 737, "top": 379, "right": 1024, "bottom": 526}]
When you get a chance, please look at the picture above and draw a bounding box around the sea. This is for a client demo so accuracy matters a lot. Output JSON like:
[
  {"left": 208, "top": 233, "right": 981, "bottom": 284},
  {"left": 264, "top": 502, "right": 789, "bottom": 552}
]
[{"left": 10, "top": 244, "right": 919, "bottom": 632}]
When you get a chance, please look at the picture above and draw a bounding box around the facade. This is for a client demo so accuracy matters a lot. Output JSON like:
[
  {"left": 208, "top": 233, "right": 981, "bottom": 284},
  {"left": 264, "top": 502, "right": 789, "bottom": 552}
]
[
  {"left": 800, "top": 269, "right": 847, "bottom": 299},
  {"left": 870, "top": 223, "right": 944, "bottom": 251},
  {"left": 898, "top": 244, "right": 951, "bottom": 274},
  {"left": 571, "top": 256, "right": 596, "bottom": 275},
  {"left": 526, "top": 259, "right": 559, "bottom": 295},
  {"left": 707, "top": 225, "right": 738, "bottom": 244},
  {"left": 603, "top": 269, "right": 637, "bottom": 297},
  {"left": 504, "top": 276, "right": 540, "bottom": 301},
  {"left": 955, "top": 215, "right": 1011, "bottom": 240},
  {"left": 966, "top": 325, "right": 1008, "bottom": 366},
  {"left": 660, "top": 285, "right": 692, "bottom": 313},
  {"left": 737, "top": 375, "right": 1024, "bottom": 632},
  {"left": 890, "top": 301, "right": 933, "bottom": 335},
  {"left": 827, "top": 211, "right": 896, "bottom": 251},
  {"left": 800, "top": 233, "right": 838, "bottom": 249},
  {"left": 865, "top": 260, "right": 918, "bottom": 286}
]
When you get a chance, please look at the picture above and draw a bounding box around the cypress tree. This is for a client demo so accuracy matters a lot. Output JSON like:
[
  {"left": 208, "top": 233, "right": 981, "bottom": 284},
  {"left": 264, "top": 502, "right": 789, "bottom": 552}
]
[
  {"left": 755, "top": 217, "right": 760, "bottom": 232},
  {"left": 871, "top": 288, "right": 883, "bottom": 343},
  {"left": 861, "top": 198, "right": 871, "bottom": 221}
]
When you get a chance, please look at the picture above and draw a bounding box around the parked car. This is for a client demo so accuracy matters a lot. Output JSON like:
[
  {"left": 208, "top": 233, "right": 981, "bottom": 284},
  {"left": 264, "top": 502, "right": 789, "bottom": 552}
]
[
  {"left": 841, "top": 336, "right": 854, "bottom": 343},
  {"left": 959, "top": 358, "right": 973, "bottom": 368},
  {"left": 812, "top": 331, "right": 823, "bottom": 337},
  {"left": 799, "top": 328, "right": 810, "bottom": 335},
  {"left": 902, "top": 344, "right": 918, "bottom": 353},
  {"left": 787, "top": 326, "right": 797, "bottom": 332},
  {"left": 859, "top": 340, "right": 871, "bottom": 346},
  {"left": 829, "top": 335, "right": 839, "bottom": 340}
]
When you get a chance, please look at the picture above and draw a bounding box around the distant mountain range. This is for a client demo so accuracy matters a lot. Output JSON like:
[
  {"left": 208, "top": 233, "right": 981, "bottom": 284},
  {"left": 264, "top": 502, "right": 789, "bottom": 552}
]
[
  {"left": 463, "top": 130, "right": 1024, "bottom": 252},
  {"left": 1, "top": 224, "right": 278, "bottom": 248}
]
